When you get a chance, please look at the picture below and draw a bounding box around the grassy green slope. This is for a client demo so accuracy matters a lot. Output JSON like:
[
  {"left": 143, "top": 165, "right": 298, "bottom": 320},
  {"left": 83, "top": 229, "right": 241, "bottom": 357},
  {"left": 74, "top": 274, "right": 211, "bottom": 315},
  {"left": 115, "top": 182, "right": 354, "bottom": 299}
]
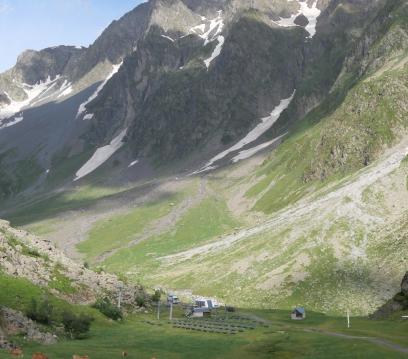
[
  {"left": 0, "top": 272, "right": 101, "bottom": 323},
  {"left": 77, "top": 192, "right": 184, "bottom": 264},
  {"left": 103, "top": 197, "right": 239, "bottom": 281}
]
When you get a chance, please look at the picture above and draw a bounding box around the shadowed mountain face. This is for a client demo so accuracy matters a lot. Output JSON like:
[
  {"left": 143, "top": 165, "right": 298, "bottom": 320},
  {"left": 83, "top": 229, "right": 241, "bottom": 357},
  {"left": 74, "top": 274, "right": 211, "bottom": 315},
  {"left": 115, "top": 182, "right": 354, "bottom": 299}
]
[{"left": 0, "top": 0, "right": 392, "bottom": 200}]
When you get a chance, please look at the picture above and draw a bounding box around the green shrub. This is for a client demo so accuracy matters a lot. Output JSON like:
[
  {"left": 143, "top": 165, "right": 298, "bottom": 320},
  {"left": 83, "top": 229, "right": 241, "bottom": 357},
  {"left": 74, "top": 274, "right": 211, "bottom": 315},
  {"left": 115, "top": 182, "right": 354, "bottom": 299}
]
[
  {"left": 62, "top": 311, "right": 94, "bottom": 339},
  {"left": 26, "top": 297, "right": 53, "bottom": 325},
  {"left": 135, "top": 294, "right": 147, "bottom": 308},
  {"left": 92, "top": 297, "right": 122, "bottom": 320}
]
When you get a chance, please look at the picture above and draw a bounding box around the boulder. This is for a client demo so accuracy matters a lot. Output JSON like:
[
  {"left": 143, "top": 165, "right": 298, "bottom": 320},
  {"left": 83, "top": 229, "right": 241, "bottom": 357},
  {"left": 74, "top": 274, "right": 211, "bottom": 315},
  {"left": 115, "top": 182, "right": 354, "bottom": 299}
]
[
  {"left": 294, "top": 14, "right": 309, "bottom": 27},
  {"left": 372, "top": 271, "right": 408, "bottom": 318}
]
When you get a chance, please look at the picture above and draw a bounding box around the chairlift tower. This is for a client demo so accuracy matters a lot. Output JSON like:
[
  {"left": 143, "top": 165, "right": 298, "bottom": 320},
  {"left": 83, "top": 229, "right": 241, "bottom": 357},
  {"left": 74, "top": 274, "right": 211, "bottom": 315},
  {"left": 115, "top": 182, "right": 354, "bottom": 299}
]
[{"left": 117, "top": 283, "right": 123, "bottom": 309}]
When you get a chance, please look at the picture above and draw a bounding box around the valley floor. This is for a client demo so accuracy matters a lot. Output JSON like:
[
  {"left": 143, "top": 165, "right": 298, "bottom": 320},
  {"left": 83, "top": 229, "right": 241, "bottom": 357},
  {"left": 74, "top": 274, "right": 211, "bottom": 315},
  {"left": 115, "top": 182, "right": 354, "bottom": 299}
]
[{"left": 1, "top": 308, "right": 407, "bottom": 359}]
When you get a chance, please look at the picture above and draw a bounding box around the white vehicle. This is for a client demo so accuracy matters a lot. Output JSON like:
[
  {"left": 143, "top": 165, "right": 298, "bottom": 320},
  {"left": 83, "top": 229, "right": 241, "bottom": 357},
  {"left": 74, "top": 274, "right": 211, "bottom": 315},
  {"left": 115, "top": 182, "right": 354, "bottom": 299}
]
[
  {"left": 167, "top": 294, "right": 180, "bottom": 305},
  {"left": 194, "top": 297, "right": 219, "bottom": 309}
]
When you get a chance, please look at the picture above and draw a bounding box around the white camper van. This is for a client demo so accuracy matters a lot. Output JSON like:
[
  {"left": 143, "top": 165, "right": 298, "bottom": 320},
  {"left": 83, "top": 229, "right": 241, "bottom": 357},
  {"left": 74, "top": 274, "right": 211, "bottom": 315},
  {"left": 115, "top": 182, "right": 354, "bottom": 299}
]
[{"left": 194, "top": 297, "right": 219, "bottom": 309}]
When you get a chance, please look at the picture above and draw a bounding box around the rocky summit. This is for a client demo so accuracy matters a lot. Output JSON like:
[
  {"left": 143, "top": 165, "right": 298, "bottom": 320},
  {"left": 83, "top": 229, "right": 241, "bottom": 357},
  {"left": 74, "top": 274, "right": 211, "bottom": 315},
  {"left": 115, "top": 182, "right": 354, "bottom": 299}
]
[{"left": 0, "top": 0, "right": 408, "bottom": 357}]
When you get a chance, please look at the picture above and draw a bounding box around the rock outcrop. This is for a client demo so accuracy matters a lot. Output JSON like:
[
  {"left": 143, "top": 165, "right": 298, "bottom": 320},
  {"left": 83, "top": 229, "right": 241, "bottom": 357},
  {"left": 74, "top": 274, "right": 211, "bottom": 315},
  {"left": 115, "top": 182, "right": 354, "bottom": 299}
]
[
  {"left": 0, "top": 220, "right": 144, "bottom": 306},
  {"left": 0, "top": 307, "right": 56, "bottom": 347},
  {"left": 372, "top": 272, "right": 408, "bottom": 318}
]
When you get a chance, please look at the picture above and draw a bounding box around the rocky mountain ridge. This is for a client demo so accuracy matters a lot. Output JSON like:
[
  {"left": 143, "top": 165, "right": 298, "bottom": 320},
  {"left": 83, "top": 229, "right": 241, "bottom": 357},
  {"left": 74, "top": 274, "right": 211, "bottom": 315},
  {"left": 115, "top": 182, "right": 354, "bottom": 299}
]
[{"left": 0, "top": 0, "right": 388, "bottom": 201}]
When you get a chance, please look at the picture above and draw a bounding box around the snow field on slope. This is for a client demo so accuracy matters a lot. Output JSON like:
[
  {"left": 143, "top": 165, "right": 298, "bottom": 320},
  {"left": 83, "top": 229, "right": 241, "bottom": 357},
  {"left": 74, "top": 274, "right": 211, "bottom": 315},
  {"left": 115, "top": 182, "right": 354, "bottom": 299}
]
[
  {"left": 0, "top": 76, "right": 60, "bottom": 120},
  {"left": 77, "top": 61, "right": 123, "bottom": 119},
  {"left": 275, "top": 0, "right": 321, "bottom": 38},
  {"left": 194, "top": 91, "right": 295, "bottom": 174},
  {"left": 74, "top": 128, "right": 127, "bottom": 181},
  {"left": 190, "top": 11, "right": 225, "bottom": 68}
]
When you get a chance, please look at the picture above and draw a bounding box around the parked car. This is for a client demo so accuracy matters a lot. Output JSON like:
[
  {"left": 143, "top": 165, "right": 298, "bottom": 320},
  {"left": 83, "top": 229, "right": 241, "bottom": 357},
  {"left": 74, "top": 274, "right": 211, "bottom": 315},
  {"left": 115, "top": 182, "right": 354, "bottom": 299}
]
[{"left": 167, "top": 294, "right": 180, "bottom": 305}]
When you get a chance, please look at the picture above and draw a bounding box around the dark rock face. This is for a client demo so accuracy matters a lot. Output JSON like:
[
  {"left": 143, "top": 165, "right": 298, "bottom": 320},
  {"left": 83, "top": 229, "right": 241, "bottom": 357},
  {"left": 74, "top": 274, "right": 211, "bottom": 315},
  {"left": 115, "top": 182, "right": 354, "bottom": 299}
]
[
  {"left": 294, "top": 14, "right": 309, "bottom": 27},
  {"left": 12, "top": 46, "right": 84, "bottom": 85},
  {"left": 0, "top": 93, "right": 10, "bottom": 107},
  {"left": 68, "top": 1, "right": 153, "bottom": 81},
  {"left": 372, "top": 272, "right": 408, "bottom": 318},
  {"left": 85, "top": 0, "right": 387, "bottom": 164},
  {"left": 402, "top": 272, "right": 408, "bottom": 296},
  {"left": 87, "top": 16, "right": 305, "bottom": 162}
]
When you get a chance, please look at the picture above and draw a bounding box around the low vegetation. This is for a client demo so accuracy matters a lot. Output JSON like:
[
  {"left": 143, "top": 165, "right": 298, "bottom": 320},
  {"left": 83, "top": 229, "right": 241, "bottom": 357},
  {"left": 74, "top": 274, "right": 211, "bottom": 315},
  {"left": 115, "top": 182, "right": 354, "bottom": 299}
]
[
  {"left": 92, "top": 298, "right": 122, "bottom": 321},
  {"left": 62, "top": 311, "right": 94, "bottom": 339},
  {"left": 26, "top": 298, "right": 53, "bottom": 325},
  {"left": 1, "top": 308, "right": 407, "bottom": 359}
]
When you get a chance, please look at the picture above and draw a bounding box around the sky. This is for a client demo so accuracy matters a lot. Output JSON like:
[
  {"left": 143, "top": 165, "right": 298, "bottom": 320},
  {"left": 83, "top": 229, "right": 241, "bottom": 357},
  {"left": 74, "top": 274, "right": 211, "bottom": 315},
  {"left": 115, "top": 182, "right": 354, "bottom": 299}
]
[{"left": 0, "top": 0, "right": 145, "bottom": 72}]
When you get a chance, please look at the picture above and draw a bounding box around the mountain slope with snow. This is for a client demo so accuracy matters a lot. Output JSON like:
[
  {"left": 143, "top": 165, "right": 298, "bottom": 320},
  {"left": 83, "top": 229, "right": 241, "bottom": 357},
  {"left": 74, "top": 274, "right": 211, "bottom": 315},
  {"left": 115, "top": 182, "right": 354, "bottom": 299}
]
[{"left": 0, "top": 0, "right": 385, "bottom": 198}]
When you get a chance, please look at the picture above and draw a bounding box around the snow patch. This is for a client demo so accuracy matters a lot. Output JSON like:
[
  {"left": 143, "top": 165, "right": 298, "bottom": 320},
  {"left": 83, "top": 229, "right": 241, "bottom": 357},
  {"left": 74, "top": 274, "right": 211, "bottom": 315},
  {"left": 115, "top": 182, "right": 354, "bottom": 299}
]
[
  {"left": 0, "top": 76, "right": 60, "bottom": 120},
  {"left": 128, "top": 160, "right": 139, "bottom": 168},
  {"left": 231, "top": 133, "right": 287, "bottom": 163},
  {"left": 0, "top": 115, "right": 24, "bottom": 130},
  {"left": 83, "top": 113, "right": 94, "bottom": 120},
  {"left": 195, "top": 91, "right": 295, "bottom": 173},
  {"left": 161, "top": 35, "right": 175, "bottom": 42},
  {"left": 191, "top": 24, "right": 206, "bottom": 34},
  {"left": 190, "top": 11, "right": 225, "bottom": 67},
  {"left": 77, "top": 61, "right": 123, "bottom": 119},
  {"left": 74, "top": 128, "right": 127, "bottom": 181},
  {"left": 275, "top": 0, "right": 321, "bottom": 38},
  {"left": 57, "top": 80, "right": 73, "bottom": 98},
  {"left": 204, "top": 35, "right": 225, "bottom": 68}
]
